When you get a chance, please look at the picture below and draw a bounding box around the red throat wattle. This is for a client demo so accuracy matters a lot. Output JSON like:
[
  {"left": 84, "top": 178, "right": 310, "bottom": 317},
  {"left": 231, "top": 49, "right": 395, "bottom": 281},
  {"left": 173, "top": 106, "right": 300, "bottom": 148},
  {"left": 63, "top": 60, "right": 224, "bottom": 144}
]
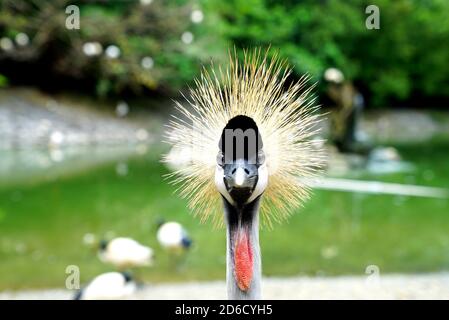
[{"left": 234, "top": 229, "right": 253, "bottom": 291}]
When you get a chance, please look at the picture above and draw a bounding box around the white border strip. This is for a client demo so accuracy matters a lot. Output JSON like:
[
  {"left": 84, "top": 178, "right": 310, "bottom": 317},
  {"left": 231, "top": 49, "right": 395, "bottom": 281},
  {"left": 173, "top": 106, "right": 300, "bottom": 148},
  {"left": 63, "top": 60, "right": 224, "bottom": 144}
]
[{"left": 303, "top": 177, "right": 449, "bottom": 199}]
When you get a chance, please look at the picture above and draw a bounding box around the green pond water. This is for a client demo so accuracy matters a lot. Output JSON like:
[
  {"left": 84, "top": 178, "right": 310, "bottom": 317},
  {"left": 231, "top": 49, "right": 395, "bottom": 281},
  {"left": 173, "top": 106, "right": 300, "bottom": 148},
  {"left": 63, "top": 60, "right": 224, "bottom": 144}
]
[{"left": 0, "top": 141, "right": 448, "bottom": 290}]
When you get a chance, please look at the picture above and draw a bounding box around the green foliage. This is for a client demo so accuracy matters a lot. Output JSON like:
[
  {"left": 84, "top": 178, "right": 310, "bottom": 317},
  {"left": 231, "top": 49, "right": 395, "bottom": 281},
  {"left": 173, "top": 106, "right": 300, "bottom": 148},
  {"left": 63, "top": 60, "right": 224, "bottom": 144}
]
[
  {"left": 205, "top": 0, "right": 449, "bottom": 107},
  {"left": 0, "top": 73, "right": 8, "bottom": 87},
  {"left": 0, "top": 0, "right": 448, "bottom": 106},
  {"left": 0, "top": 0, "right": 225, "bottom": 97}
]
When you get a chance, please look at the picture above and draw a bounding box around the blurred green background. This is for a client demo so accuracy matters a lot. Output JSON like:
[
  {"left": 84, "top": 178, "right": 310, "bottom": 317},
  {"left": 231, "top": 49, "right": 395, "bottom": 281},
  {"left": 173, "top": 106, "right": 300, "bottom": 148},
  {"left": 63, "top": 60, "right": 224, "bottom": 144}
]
[
  {"left": 1, "top": 0, "right": 449, "bottom": 106},
  {"left": 0, "top": 0, "right": 448, "bottom": 291}
]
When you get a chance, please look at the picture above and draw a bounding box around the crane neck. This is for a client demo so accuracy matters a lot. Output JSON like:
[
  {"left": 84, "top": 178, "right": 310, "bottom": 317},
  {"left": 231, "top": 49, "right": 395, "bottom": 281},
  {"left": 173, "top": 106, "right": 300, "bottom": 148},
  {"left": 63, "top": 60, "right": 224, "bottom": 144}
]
[{"left": 223, "top": 197, "right": 262, "bottom": 300}]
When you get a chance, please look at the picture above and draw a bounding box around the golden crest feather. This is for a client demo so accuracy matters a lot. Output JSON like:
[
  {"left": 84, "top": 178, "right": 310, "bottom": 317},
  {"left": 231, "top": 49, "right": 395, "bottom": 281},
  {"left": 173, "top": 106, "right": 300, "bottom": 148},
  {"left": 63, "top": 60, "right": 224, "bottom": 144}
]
[{"left": 163, "top": 48, "right": 326, "bottom": 228}]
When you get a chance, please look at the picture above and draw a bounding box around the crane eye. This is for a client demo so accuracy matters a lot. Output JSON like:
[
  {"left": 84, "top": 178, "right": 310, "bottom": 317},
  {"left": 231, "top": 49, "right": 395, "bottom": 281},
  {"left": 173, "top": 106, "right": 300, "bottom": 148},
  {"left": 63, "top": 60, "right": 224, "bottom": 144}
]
[
  {"left": 216, "top": 151, "right": 225, "bottom": 166},
  {"left": 257, "top": 150, "right": 265, "bottom": 165}
]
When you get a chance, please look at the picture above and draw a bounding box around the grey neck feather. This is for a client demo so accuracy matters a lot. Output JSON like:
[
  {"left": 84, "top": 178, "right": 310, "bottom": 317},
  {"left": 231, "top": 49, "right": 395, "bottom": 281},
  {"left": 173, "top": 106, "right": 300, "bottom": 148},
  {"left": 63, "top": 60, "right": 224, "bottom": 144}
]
[{"left": 224, "top": 197, "right": 262, "bottom": 300}]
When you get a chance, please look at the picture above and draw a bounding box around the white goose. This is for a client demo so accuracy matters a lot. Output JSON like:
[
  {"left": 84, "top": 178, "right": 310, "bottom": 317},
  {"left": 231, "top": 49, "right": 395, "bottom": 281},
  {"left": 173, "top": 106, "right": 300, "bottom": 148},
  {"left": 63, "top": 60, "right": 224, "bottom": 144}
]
[{"left": 98, "top": 237, "right": 154, "bottom": 270}]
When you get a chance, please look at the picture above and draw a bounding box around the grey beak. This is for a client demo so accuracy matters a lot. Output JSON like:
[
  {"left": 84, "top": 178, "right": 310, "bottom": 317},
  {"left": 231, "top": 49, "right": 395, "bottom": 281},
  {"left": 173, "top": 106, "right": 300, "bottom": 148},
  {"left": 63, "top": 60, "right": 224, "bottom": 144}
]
[{"left": 223, "top": 160, "right": 258, "bottom": 205}]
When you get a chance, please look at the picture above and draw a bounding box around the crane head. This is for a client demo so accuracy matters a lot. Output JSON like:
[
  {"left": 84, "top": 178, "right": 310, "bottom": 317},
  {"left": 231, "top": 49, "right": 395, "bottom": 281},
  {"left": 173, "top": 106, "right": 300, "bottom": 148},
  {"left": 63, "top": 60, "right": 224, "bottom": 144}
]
[
  {"left": 164, "top": 48, "right": 326, "bottom": 227},
  {"left": 215, "top": 115, "right": 268, "bottom": 208}
]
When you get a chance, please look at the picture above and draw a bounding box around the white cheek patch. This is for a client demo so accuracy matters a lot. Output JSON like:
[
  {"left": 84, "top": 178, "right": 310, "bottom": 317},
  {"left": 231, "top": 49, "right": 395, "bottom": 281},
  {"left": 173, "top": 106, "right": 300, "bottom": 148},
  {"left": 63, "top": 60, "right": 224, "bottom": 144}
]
[
  {"left": 215, "top": 165, "right": 235, "bottom": 205},
  {"left": 247, "top": 163, "right": 268, "bottom": 203}
]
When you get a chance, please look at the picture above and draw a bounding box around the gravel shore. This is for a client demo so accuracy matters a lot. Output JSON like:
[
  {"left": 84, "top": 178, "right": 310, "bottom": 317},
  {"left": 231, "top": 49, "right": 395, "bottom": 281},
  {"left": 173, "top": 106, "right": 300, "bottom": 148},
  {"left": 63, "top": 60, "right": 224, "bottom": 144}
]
[{"left": 1, "top": 273, "right": 448, "bottom": 300}]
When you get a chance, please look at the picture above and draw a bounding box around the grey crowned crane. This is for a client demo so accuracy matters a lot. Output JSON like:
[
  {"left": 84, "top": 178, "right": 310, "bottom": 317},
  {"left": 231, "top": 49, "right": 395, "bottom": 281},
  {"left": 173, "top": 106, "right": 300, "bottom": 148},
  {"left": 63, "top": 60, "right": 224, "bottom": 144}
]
[{"left": 164, "top": 49, "right": 325, "bottom": 299}]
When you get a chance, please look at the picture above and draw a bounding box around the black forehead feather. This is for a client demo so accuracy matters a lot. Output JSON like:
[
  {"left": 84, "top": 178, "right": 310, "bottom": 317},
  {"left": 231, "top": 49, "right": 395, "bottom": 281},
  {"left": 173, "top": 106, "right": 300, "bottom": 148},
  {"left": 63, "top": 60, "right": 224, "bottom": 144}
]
[
  {"left": 218, "top": 115, "right": 263, "bottom": 153},
  {"left": 224, "top": 115, "right": 258, "bottom": 131}
]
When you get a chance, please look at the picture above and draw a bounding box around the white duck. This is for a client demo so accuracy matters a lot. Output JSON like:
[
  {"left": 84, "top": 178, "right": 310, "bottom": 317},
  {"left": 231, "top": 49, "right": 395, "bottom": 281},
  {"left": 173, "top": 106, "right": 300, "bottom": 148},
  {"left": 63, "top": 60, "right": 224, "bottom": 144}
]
[
  {"left": 98, "top": 237, "right": 154, "bottom": 270},
  {"left": 74, "top": 272, "right": 137, "bottom": 300}
]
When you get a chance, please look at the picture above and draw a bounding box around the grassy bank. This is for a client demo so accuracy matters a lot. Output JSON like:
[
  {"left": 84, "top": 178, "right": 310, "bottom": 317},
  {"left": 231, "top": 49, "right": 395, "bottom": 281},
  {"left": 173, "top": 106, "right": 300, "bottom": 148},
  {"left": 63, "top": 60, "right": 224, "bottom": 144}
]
[{"left": 0, "top": 141, "right": 448, "bottom": 290}]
